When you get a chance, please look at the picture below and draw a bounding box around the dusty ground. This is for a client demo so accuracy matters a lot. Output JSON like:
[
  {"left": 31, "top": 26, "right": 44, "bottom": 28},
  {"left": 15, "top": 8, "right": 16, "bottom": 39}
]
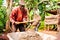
[
  {"left": 39, "top": 30, "right": 58, "bottom": 37},
  {"left": 0, "top": 30, "right": 58, "bottom": 40}
]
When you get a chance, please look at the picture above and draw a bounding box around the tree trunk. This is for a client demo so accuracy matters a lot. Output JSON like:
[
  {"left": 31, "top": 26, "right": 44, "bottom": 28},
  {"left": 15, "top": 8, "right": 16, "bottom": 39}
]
[{"left": 6, "top": 0, "right": 13, "bottom": 31}]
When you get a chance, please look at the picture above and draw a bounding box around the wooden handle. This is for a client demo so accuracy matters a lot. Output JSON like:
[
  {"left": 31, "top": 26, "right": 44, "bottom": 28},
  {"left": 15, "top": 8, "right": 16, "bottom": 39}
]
[{"left": 15, "top": 20, "right": 35, "bottom": 24}]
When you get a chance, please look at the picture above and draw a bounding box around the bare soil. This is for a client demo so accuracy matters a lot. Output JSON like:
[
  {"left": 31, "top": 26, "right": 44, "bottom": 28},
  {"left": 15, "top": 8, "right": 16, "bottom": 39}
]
[{"left": 39, "top": 30, "right": 58, "bottom": 37}]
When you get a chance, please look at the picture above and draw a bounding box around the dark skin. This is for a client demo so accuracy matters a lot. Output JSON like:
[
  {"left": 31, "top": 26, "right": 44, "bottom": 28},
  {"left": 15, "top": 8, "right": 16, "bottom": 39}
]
[{"left": 19, "top": 5, "right": 25, "bottom": 10}]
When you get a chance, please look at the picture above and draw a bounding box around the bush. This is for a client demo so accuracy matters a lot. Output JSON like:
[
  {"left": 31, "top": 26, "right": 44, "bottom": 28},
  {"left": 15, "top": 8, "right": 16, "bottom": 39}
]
[
  {"left": 38, "top": 21, "right": 44, "bottom": 30},
  {"left": 0, "top": 6, "right": 7, "bottom": 33}
]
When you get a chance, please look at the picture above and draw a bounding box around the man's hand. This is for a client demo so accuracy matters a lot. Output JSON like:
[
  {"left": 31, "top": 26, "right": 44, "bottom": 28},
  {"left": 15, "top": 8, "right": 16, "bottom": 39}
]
[
  {"left": 15, "top": 22, "right": 20, "bottom": 24},
  {"left": 15, "top": 21, "right": 27, "bottom": 24}
]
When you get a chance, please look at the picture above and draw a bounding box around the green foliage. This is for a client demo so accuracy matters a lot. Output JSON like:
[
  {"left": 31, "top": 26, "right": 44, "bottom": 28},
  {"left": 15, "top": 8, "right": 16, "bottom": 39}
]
[
  {"left": 38, "top": 1, "right": 47, "bottom": 21},
  {"left": 24, "top": 0, "right": 41, "bottom": 21},
  {"left": 14, "top": 0, "right": 19, "bottom": 2},
  {"left": 0, "top": 6, "right": 7, "bottom": 32},
  {"left": 0, "top": 0, "right": 3, "bottom": 6},
  {"left": 38, "top": 21, "right": 44, "bottom": 30},
  {"left": 29, "top": 10, "right": 34, "bottom": 20},
  {"left": 38, "top": 0, "right": 59, "bottom": 30},
  {"left": 24, "top": 0, "right": 40, "bottom": 10},
  {"left": 46, "top": 0, "right": 59, "bottom": 11},
  {"left": 38, "top": 0, "right": 59, "bottom": 21},
  {"left": 45, "top": 13, "right": 52, "bottom": 16},
  {"left": 12, "top": 0, "right": 19, "bottom": 7}
]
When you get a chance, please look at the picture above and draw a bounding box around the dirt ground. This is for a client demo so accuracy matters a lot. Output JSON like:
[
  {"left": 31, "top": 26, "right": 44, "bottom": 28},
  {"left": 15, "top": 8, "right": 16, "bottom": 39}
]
[
  {"left": 39, "top": 30, "right": 58, "bottom": 37},
  {"left": 0, "top": 30, "right": 58, "bottom": 40}
]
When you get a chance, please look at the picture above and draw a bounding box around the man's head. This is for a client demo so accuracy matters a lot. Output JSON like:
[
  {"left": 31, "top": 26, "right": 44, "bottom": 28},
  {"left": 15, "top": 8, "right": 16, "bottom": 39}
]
[
  {"left": 19, "top": 0, "right": 25, "bottom": 8},
  {"left": 20, "top": 4, "right": 25, "bottom": 8}
]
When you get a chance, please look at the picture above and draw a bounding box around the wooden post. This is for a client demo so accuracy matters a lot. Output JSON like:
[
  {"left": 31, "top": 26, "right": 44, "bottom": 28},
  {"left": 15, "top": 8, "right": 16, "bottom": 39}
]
[
  {"left": 57, "top": 8, "right": 60, "bottom": 31},
  {"left": 57, "top": 8, "right": 60, "bottom": 40}
]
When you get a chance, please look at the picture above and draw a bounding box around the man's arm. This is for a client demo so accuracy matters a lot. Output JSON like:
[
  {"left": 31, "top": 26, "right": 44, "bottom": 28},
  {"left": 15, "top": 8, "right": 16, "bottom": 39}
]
[
  {"left": 24, "top": 8, "right": 30, "bottom": 21},
  {"left": 10, "top": 8, "right": 17, "bottom": 24},
  {"left": 26, "top": 8, "right": 30, "bottom": 21}
]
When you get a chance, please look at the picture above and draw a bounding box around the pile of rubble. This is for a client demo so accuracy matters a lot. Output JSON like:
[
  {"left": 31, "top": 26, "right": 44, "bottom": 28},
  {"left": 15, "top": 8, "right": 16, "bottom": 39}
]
[
  {"left": 18, "top": 31, "right": 42, "bottom": 40},
  {"left": 7, "top": 31, "right": 42, "bottom": 40},
  {"left": 7, "top": 29, "right": 57, "bottom": 40}
]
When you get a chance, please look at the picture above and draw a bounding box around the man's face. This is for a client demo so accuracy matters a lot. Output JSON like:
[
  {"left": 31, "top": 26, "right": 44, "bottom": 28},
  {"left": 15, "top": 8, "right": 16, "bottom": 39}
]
[{"left": 20, "top": 5, "right": 25, "bottom": 9}]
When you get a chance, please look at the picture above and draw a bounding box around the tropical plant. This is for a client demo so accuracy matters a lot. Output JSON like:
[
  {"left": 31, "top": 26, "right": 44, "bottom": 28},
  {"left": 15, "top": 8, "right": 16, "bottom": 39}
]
[
  {"left": 0, "top": 0, "right": 3, "bottom": 6},
  {"left": 0, "top": 0, "right": 7, "bottom": 32},
  {"left": 24, "top": 0, "right": 39, "bottom": 11},
  {"left": 0, "top": 6, "right": 7, "bottom": 28}
]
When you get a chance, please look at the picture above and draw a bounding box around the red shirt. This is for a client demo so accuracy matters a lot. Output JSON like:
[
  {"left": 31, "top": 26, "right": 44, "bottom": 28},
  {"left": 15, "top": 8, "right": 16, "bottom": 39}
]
[{"left": 10, "top": 6, "right": 27, "bottom": 23}]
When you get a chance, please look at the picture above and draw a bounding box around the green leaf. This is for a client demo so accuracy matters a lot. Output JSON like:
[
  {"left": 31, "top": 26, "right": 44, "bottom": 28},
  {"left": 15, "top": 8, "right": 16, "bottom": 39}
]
[
  {"left": 0, "top": 20, "right": 4, "bottom": 27},
  {"left": 0, "top": 6, "right": 6, "bottom": 32},
  {"left": 14, "top": 0, "right": 19, "bottom": 2},
  {"left": 0, "top": 0, "right": 3, "bottom": 5}
]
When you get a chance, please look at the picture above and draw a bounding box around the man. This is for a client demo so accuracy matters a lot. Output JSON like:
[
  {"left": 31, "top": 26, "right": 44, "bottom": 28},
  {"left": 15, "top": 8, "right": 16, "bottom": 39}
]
[{"left": 10, "top": 1, "right": 28, "bottom": 32}]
